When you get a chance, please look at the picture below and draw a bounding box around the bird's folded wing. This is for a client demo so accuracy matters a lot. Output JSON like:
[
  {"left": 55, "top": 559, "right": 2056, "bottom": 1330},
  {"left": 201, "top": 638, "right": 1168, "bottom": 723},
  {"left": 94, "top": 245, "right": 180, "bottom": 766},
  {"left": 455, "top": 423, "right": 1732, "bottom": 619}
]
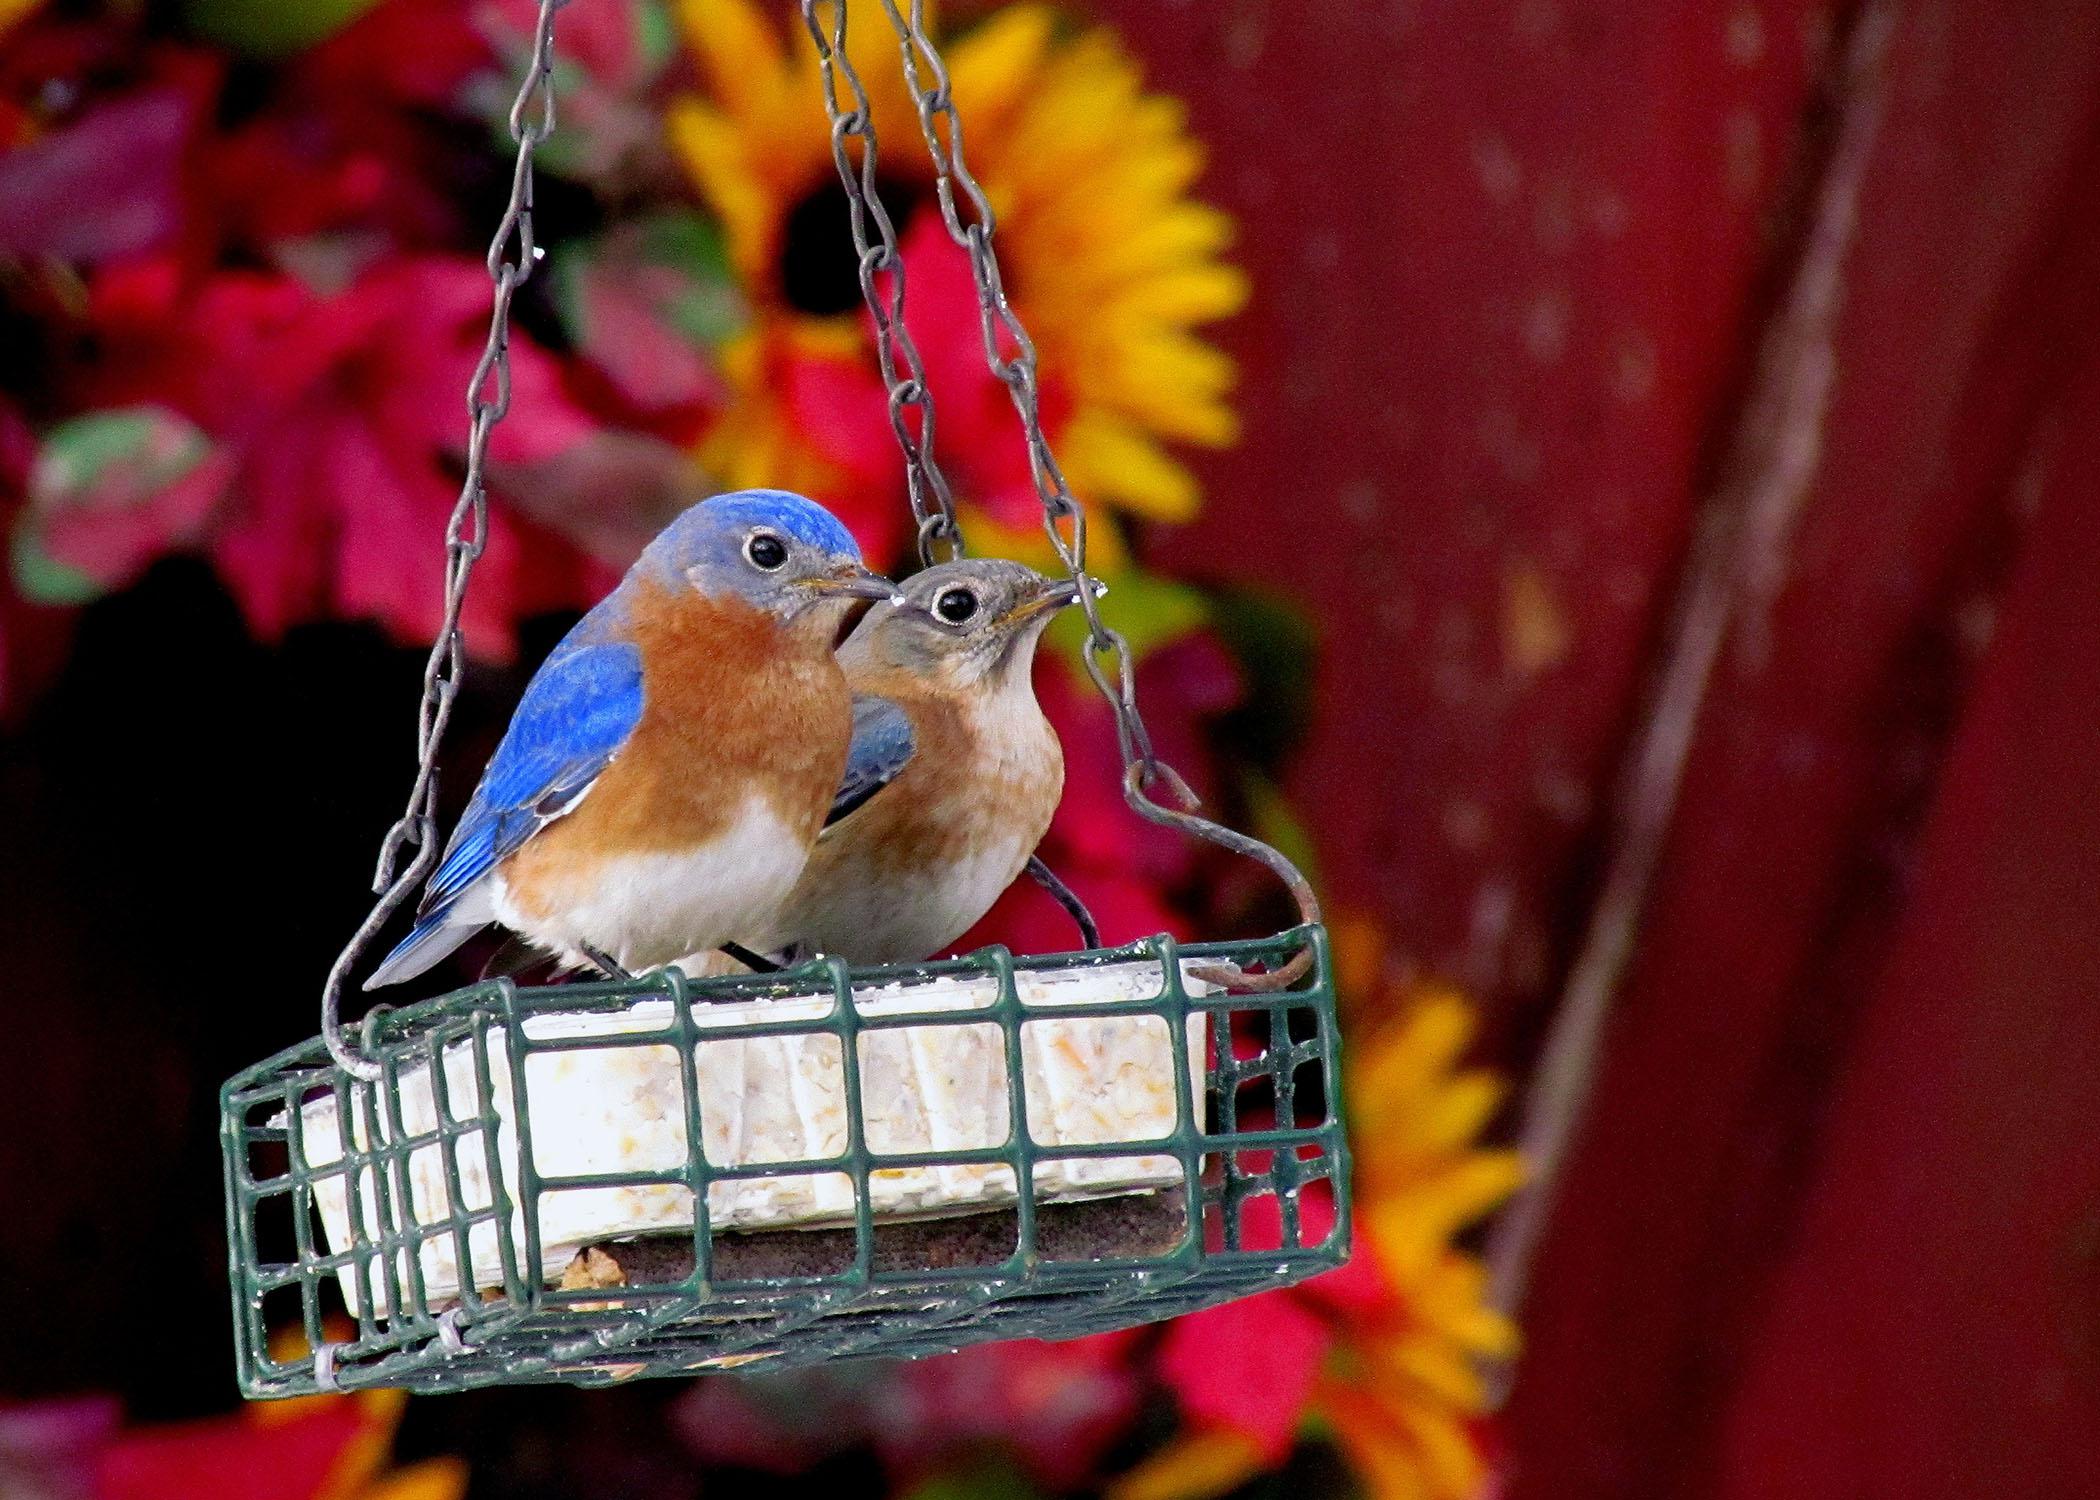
[
  {"left": 825, "top": 694, "right": 917, "bottom": 827},
  {"left": 421, "top": 639, "right": 646, "bottom": 912}
]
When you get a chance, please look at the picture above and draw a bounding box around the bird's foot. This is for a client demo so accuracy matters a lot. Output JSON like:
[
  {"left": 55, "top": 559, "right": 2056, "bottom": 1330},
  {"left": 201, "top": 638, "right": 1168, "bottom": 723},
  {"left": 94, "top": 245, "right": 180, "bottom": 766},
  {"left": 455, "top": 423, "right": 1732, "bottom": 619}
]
[
  {"left": 719, "top": 942, "right": 783, "bottom": 974},
  {"left": 581, "top": 945, "right": 632, "bottom": 981}
]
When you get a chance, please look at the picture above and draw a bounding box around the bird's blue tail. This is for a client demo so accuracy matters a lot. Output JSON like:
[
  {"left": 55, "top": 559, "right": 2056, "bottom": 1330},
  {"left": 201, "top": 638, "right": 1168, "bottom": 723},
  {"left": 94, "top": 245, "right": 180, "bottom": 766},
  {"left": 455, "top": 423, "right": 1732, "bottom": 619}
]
[{"left": 364, "top": 909, "right": 481, "bottom": 991}]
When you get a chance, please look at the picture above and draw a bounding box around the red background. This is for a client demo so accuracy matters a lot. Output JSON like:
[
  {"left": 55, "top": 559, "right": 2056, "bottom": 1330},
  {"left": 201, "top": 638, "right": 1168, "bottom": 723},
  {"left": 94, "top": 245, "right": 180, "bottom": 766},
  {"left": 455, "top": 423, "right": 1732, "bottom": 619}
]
[{"left": 1095, "top": 1, "right": 2100, "bottom": 1495}]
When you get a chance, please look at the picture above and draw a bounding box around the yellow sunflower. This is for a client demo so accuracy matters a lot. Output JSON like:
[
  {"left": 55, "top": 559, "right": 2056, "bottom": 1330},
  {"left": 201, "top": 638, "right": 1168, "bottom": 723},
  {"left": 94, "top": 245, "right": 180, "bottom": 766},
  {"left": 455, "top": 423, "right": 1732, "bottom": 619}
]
[
  {"left": 1114, "top": 922, "right": 1523, "bottom": 1500},
  {"left": 669, "top": 0, "right": 1247, "bottom": 530},
  {"left": 1323, "top": 982, "right": 1523, "bottom": 1500}
]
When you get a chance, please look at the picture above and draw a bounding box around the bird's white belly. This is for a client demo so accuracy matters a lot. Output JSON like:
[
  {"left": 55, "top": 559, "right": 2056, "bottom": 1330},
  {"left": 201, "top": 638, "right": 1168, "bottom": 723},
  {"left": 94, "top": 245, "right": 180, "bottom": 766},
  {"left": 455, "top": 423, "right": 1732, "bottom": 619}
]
[
  {"left": 790, "top": 833, "right": 1035, "bottom": 966},
  {"left": 494, "top": 799, "right": 809, "bottom": 971}
]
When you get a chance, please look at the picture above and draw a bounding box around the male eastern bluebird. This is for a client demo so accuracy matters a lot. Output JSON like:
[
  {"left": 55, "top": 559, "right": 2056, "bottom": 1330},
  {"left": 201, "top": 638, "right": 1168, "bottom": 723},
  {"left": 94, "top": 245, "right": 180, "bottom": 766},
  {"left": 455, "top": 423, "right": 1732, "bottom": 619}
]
[
  {"left": 363, "top": 489, "right": 895, "bottom": 989},
  {"left": 713, "top": 559, "right": 1083, "bottom": 968}
]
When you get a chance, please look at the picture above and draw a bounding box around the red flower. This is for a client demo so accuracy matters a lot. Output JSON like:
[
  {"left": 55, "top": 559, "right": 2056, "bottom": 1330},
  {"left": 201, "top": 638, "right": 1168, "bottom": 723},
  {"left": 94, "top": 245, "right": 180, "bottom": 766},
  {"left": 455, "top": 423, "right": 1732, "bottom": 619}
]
[
  {"left": 0, "top": 20, "right": 219, "bottom": 263},
  {"left": 886, "top": 210, "right": 1077, "bottom": 533},
  {"left": 1150, "top": 1187, "right": 1369, "bottom": 1463},
  {"left": 302, "top": 0, "right": 491, "bottom": 114},
  {"left": 95, "top": 1398, "right": 376, "bottom": 1500},
  {"left": 204, "top": 96, "right": 463, "bottom": 269},
  {"left": 0, "top": 6, "right": 476, "bottom": 276},
  {"left": 0, "top": 1382, "right": 464, "bottom": 1500},
  {"left": 201, "top": 0, "right": 488, "bottom": 270},
  {"left": 48, "top": 254, "right": 606, "bottom": 655}
]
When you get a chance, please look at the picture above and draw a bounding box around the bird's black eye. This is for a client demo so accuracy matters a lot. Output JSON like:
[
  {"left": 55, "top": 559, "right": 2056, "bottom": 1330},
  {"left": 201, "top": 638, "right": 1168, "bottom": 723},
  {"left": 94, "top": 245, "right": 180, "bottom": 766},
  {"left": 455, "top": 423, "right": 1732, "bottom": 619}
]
[
  {"left": 746, "top": 532, "right": 788, "bottom": 570},
  {"left": 935, "top": 587, "right": 978, "bottom": 624}
]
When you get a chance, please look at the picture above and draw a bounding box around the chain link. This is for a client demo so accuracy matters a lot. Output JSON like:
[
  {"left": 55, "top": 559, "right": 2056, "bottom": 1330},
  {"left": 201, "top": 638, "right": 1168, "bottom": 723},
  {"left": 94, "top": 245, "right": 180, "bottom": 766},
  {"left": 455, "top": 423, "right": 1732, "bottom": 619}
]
[
  {"left": 322, "top": 0, "right": 571, "bottom": 1077},
  {"left": 799, "top": 0, "right": 963, "bottom": 568},
  {"left": 827, "top": 0, "right": 1322, "bottom": 981}
]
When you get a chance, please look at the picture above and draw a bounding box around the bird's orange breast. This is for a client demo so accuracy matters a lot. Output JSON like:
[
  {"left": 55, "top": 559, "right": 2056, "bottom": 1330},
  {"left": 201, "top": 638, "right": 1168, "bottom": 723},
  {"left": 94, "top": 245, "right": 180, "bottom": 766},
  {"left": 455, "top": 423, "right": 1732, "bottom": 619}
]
[
  {"left": 503, "top": 581, "right": 851, "bottom": 923},
  {"left": 846, "top": 673, "right": 1063, "bottom": 875}
]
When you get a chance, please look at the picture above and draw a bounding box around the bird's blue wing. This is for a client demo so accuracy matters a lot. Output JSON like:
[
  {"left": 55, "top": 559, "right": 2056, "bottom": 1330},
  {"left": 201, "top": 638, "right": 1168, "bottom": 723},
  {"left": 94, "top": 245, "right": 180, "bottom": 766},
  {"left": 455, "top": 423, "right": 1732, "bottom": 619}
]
[
  {"left": 366, "top": 638, "right": 644, "bottom": 991},
  {"left": 421, "top": 638, "right": 646, "bottom": 910},
  {"left": 826, "top": 694, "right": 916, "bottom": 827}
]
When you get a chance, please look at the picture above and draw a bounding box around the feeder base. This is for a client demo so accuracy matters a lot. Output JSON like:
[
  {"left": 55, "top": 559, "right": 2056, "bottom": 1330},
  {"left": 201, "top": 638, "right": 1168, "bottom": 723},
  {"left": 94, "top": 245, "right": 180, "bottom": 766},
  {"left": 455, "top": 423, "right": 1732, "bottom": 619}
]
[{"left": 561, "top": 1190, "right": 1191, "bottom": 1296}]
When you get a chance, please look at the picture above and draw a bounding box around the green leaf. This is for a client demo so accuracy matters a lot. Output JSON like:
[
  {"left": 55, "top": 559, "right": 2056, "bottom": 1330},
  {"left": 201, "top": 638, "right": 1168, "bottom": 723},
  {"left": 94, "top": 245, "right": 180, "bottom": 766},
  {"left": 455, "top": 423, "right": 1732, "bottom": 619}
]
[
  {"left": 183, "top": 0, "right": 384, "bottom": 56},
  {"left": 640, "top": 213, "right": 743, "bottom": 345},
  {"left": 13, "top": 406, "right": 227, "bottom": 606},
  {"left": 36, "top": 408, "right": 197, "bottom": 498},
  {"left": 1205, "top": 586, "right": 1321, "bottom": 772},
  {"left": 1046, "top": 567, "right": 1211, "bottom": 671},
  {"left": 33, "top": 406, "right": 211, "bottom": 506},
  {"left": 9, "top": 529, "right": 99, "bottom": 607},
  {"left": 632, "top": 0, "right": 677, "bottom": 74},
  {"left": 1239, "top": 769, "right": 1324, "bottom": 893},
  {"left": 553, "top": 210, "right": 746, "bottom": 360}
]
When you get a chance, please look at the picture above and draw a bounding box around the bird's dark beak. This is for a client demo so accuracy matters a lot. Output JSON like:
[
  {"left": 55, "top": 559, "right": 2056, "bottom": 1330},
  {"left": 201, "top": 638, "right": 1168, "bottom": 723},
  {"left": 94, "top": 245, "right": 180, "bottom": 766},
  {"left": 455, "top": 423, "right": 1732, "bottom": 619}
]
[
  {"left": 996, "top": 574, "right": 1090, "bottom": 628},
  {"left": 801, "top": 563, "right": 902, "bottom": 603}
]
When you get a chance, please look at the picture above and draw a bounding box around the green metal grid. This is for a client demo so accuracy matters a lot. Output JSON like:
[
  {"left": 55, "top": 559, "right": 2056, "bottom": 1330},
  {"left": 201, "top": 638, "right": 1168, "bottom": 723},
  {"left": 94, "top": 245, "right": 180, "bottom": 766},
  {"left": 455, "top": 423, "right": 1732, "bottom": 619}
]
[{"left": 222, "top": 927, "right": 1349, "bottom": 1398}]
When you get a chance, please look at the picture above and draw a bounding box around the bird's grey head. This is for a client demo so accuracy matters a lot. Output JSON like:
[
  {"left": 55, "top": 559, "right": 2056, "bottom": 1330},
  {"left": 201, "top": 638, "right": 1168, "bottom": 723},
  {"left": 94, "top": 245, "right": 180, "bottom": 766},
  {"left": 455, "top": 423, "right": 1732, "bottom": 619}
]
[
  {"left": 634, "top": 489, "right": 896, "bottom": 626},
  {"left": 841, "top": 559, "right": 1086, "bottom": 688}
]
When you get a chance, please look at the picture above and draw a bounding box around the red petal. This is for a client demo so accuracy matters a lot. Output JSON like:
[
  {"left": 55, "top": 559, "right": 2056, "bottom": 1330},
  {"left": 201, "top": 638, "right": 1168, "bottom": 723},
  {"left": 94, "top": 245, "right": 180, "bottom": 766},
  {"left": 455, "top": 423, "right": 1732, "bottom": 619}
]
[
  {"left": 1157, "top": 1293, "right": 1331, "bottom": 1461},
  {"left": 0, "top": 69, "right": 210, "bottom": 263},
  {"left": 95, "top": 1403, "right": 368, "bottom": 1500}
]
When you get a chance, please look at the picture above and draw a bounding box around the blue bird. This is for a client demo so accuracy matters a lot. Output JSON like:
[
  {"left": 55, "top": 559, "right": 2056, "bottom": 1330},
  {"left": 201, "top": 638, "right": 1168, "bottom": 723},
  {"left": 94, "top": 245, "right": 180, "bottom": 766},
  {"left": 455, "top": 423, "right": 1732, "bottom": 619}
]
[{"left": 364, "top": 490, "right": 896, "bottom": 989}]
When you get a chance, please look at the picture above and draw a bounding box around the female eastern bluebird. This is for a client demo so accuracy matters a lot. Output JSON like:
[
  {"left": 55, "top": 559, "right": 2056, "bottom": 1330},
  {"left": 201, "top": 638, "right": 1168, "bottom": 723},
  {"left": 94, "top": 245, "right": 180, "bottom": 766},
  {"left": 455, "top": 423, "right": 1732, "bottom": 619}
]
[
  {"left": 714, "top": 559, "right": 1082, "bottom": 968},
  {"left": 363, "top": 489, "right": 895, "bottom": 989}
]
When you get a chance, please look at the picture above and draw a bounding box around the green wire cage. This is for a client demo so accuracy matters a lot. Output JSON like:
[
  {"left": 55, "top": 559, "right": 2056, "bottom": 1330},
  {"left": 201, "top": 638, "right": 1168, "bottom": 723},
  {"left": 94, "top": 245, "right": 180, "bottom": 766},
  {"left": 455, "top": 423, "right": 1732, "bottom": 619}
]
[{"left": 222, "top": 928, "right": 1347, "bottom": 1397}]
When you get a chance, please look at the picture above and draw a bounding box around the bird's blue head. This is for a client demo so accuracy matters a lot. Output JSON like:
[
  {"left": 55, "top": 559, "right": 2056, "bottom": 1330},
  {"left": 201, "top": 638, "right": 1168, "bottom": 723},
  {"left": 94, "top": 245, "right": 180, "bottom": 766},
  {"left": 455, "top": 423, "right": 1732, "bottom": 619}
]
[{"left": 634, "top": 489, "right": 897, "bottom": 625}]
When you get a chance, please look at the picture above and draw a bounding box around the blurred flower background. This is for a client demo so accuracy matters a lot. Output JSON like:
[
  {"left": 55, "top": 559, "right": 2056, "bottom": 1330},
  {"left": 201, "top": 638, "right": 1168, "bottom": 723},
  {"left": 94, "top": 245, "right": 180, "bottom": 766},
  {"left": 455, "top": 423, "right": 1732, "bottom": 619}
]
[{"left": 7, "top": 1, "right": 2100, "bottom": 1498}]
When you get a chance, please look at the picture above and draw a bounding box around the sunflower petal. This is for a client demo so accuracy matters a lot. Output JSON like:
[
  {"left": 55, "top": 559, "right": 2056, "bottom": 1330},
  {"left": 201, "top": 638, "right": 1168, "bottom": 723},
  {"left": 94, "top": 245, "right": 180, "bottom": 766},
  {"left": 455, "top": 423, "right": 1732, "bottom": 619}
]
[
  {"left": 667, "top": 100, "right": 777, "bottom": 282},
  {"left": 1106, "top": 1428, "right": 1266, "bottom": 1500},
  {"left": 1105, "top": 332, "right": 1239, "bottom": 444},
  {"left": 358, "top": 1457, "right": 471, "bottom": 1500},
  {"left": 678, "top": 5, "right": 1250, "bottom": 537},
  {"left": 1059, "top": 409, "right": 1202, "bottom": 522},
  {"left": 1352, "top": 996, "right": 1476, "bottom": 1117},
  {"left": 675, "top": 0, "right": 785, "bottom": 120},
  {"left": 947, "top": 5, "right": 1057, "bottom": 140},
  {"left": 1396, "top": 1400, "right": 1492, "bottom": 1500},
  {"left": 1365, "top": 1156, "right": 1523, "bottom": 1255},
  {"left": 1107, "top": 262, "right": 1251, "bottom": 326}
]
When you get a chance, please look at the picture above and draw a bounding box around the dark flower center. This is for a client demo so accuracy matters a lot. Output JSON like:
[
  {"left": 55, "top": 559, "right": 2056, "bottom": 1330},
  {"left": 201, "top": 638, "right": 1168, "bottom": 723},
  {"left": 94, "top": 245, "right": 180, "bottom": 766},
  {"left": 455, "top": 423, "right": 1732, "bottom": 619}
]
[{"left": 777, "top": 176, "right": 924, "bottom": 316}]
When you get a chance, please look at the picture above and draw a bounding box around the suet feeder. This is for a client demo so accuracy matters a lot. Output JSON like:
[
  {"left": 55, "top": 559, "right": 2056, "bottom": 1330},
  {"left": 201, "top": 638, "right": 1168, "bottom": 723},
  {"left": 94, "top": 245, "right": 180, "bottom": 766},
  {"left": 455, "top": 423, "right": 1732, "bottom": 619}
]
[
  {"left": 225, "top": 933, "right": 1344, "bottom": 1396},
  {"left": 220, "top": 0, "right": 1346, "bottom": 1397}
]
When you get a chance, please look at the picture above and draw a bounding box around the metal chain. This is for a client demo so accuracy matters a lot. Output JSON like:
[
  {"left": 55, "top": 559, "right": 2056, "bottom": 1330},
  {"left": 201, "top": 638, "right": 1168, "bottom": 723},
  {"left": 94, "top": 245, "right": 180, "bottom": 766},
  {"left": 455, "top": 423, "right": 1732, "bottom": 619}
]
[
  {"left": 798, "top": 0, "right": 963, "bottom": 568},
  {"left": 321, "top": 0, "right": 571, "bottom": 1078},
  {"left": 833, "top": 0, "right": 1322, "bottom": 982},
  {"left": 801, "top": 0, "right": 1101, "bottom": 949}
]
